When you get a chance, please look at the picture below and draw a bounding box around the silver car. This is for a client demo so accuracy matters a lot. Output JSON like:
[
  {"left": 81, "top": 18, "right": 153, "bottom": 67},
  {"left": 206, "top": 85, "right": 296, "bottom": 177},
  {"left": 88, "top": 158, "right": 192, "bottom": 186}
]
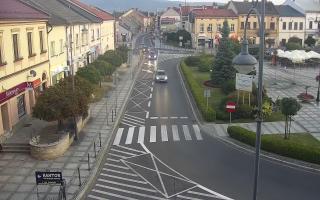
[{"left": 155, "top": 70, "right": 167, "bottom": 83}]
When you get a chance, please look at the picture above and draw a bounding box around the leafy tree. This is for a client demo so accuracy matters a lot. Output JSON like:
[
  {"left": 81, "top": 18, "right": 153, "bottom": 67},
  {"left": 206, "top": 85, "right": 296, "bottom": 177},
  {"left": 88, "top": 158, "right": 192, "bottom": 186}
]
[
  {"left": 230, "top": 38, "right": 241, "bottom": 55},
  {"left": 93, "top": 60, "right": 114, "bottom": 78},
  {"left": 262, "top": 101, "right": 273, "bottom": 118},
  {"left": 102, "top": 50, "right": 123, "bottom": 67},
  {"left": 305, "top": 36, "right": 316, "bottom": 47},
  {"left": 265, "top": 38, "right": 275, "bottom": 48},
  {"left": 76, "top": 66, "right": 101, "bottom": 85},
  {"left": 116, "top": 45, "right": 129, "bottom": 62},
  {"left": 288, "top": 36, "right": 302, "bottom": 44},
  {"left": 211, "top": 20, "right": 236, "bottom": 85},
  {"left": 286, "top": 42, "right": 302, "bottom": 50},
  {"left": 280, "top": 97, "right": 301, "bottom": 139},
  {"left": 33, "top": 76, "right": 93, "bottom": 130}
]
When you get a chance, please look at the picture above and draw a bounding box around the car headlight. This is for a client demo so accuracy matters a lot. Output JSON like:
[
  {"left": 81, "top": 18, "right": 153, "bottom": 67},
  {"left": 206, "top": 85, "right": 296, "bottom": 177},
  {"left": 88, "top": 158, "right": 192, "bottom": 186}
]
[
  {"left": 149, "top": 55, "right": 151, "bottom": 58},
  {"left": 164, "top": 76, "right": 167, "bottom": 80},
  {"left": 156, "top": 77, "right": 159, "bottom": 79}
]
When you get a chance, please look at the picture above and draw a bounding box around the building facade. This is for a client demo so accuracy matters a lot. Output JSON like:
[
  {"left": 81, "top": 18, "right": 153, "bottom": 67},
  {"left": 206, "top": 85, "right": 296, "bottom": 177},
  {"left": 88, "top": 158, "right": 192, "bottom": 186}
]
[
  {"left": 116, "top": 21, "right": 132, "bottom": 47},
  {"left": 275, "top": 5, "right": 305, "bottom": 47},
  {"left": 160, "top": 7, "right": 181, "bottom": 32},
  {"left": 189, "top": 8, "right": 238, "bottom": 48},
  {"left": 0, "top": 0, "right": 50, "bottom": 137}
]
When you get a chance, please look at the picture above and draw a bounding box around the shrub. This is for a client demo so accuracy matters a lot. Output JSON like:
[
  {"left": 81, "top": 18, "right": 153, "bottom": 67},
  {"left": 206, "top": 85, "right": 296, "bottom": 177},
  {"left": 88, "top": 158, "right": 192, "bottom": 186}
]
[
  {"left": 221, "top": 79, "right": 235, "bottom": 94},
  {"left": 185, "top": 56, "right": 201, "bottom": 66},
  {"left": 305, "top": 36, "right": 316, "bottom": 47},
  {"left": 227, "top": 126, "right": 320, "bottom": 164},
  {"left": 286, "top": 42, "right": 302, "bottom": 50},
  {"left": 76, "top": 66, "right": 101, "bottom": 85},
  {"left": 235, "top": 104, "right": 253, "bottom": 119},
  {"left": 101, "top": 50, "right": 123, "bottom": 67},
  {"left": 181, "top": 61, "right": 216, "bottom": 121},
  {"left": 198, "top": 54, "right": 213, "bottom": 72}
]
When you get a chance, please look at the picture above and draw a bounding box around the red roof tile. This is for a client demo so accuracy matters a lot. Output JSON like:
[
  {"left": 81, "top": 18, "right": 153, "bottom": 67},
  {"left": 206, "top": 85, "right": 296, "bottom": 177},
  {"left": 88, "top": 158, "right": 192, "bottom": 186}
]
[
  {"left": 70, "top": 0, "right": 114, "bottom": 21},
  {"left": 192, "top": 8, "right": 237, "bottom": 18},
  {"left": 0, "top": 0, "right": 49, "bottom": 20}
]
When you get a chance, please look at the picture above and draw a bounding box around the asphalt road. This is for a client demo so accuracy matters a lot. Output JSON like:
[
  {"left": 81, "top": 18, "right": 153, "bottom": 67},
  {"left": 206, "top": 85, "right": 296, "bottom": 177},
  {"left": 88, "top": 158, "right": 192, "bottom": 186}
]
[{"left": 85, "top": 33, "right": 320, "bottom": 200}]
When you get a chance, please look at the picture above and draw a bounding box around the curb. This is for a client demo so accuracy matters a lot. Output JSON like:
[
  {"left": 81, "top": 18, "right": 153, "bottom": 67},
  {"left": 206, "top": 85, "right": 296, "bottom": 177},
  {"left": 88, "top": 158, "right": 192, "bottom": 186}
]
[{"left": 73, "top": 36, "right": 145, "bottom": 200}]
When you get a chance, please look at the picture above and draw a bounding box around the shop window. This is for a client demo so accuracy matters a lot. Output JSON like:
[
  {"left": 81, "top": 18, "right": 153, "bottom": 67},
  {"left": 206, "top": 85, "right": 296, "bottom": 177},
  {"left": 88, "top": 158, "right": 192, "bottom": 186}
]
[{"left": 17, "top": 94, "right": 26, "bottom": 118}]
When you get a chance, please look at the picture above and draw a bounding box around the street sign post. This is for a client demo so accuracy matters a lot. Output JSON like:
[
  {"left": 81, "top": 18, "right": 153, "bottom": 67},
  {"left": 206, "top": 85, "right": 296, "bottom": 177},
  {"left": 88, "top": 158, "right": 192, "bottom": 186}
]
[
  {"left": 35, "top": 171, "right": 62, "bottom": 185},
  {"left": 226, "top": 102, "right": 236, "bottom": 123},
  {"left": 204, "top": 89, "right": 211, "bottom": 111}
]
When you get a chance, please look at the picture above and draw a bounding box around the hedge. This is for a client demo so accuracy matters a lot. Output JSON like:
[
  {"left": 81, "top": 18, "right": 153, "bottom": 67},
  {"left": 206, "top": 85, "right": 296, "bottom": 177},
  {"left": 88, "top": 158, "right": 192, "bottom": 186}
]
[
  {"left": 180, "top": 61, "right": 216, "bottom": 121},
  {"left": 227, "top": 126, "right": 320, "bottom": 164}
]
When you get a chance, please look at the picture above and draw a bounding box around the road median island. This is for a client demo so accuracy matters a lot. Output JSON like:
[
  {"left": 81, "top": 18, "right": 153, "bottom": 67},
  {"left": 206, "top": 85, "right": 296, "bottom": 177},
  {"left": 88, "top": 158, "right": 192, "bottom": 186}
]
[
  {"left": 227, "top": 126, "right": 320, "bottom": 165},
  {"left": 180, "top": 60, "right": 216, "bottom": 121}
]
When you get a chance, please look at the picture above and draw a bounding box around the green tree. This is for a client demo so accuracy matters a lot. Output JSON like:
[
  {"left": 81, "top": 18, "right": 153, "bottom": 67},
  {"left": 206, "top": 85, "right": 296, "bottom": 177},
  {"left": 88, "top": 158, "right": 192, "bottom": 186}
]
[
  {"left": 211, "top": 20, "right": 236, "bottom": 85},
  {"left": 288, "top": 36, "right": 302, "bottom": 44},
  {"left": 280, "top": 97, "right": 301, "bottom": 139},
  {"left": 93, "top": 60, "right": 114, "bottom": 78},
  {"left": 286, "top": 42, "right": 302, "bottom": 50},
  {"left": 76, "top": 66, "right": 101, "bottom": 85},
  {"left": 305, "top": 36, "right": 316, "bottom": 47},
  {"left": 102, "top": 50, "right": 123, "bottom": 67}
]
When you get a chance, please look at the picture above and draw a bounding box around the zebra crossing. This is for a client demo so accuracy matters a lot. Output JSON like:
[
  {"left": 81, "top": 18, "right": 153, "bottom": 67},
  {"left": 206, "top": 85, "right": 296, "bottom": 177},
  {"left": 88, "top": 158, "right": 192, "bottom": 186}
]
[
  {"left": 113, "top": 124, "right": 203, "bottom": 145},
  {"left": 87, "top": 145, "right": 233, "bottom": 200},
  {"left": 121, "top": 113, "right": 146, "bottom": 127}
]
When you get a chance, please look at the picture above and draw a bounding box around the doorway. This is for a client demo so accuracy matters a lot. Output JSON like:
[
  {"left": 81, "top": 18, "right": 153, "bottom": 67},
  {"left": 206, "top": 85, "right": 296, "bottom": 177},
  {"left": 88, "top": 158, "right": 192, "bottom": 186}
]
[{"left": 1, "top": 104, "right": 10, "bottom": 133}]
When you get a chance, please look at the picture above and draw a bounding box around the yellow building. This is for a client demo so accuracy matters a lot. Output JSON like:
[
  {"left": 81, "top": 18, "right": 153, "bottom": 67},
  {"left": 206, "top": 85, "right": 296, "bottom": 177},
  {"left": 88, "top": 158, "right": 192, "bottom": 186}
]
[
  {"left": 0, "top": 0, "right": 50, "bottom": 137},
  {"left": 190, "top": 8, "right": 238, "bottom": 48},
  {"left": 227, "top": 1, "right": 279, "bottom": 46}
]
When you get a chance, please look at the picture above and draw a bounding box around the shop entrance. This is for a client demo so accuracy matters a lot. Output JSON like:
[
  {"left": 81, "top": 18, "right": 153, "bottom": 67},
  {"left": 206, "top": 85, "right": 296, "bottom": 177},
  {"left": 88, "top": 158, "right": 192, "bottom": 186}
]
[{"left": 1, "top": 104, "right": 10, "bottom": 133}]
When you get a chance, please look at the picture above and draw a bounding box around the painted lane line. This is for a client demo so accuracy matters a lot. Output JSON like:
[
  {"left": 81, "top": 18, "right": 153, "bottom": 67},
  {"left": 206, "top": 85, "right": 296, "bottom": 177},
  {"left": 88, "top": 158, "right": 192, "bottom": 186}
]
[
  {"left": 150, "top": 117, "right": 158, "bottom": 119},
  {"left": 124, "top": 114, "right": 146, "bottom": 122},
  {"left": 113, "top": 128, "right": 124, "bottom": 145},
  {"left": 146, "top": 111, "right": 149, "bottom": 119},
  {"left": 161, "top": 125, "right": 168, "bottom": 142},
  {"left": 88, "top": 194, "right": 109, "bottom": 200},
  {"left": 197, "top": 185, "right": 233, "bottom": 200},
  {"left": 123, "top": 116, "right": 145, "bottom": 124},
  {"left": 110, "top": 149, "right": 137, "bottom": 156},
  {"left": 151, "top": 87, "right": 153, "bottom": 92},
  {"left": 150, "top": 126, "right": 157, "bottom": 143},
  {"left": 106, "top": 158, "right": 119, "bottom": 163},
  {"left": 177, "top": 195, "right": 202, "bottom": 200},
  {"left": 149, "top": 93, "right": 153, "bottom": 98},
  {"left": 187, "top": 190, "right": 219, "bottom": 198},
  {"left": 180, "top": 116, "right": 188, "bottom": 119},
  {"left": 102, "top": 168, "right": 138, "bottom": 177},
  {"left": 148, "top": 101, "right": 151, "bottom": 107},
  {"left": 160, "top": 117, "right": 168, "bottom": 119},
  {"left": 94, "top": 184, "right": 164, "bottom": 200},
  {"left": 97, "top": 179, "right": 157, "bottom": 193},
  {"left": 138, "top": 126, "right": 145, "bottom": 144},
  {"left": 172, "top": 125, "right": 180, "bottom": 141},
  {"left": 170, "top": 116, "right": 178, "bottom": 119},
  {"left": 104, "top": 163, "right": 129, "bottom": 170},
  {"left": 125, "top": 127, "right": 135, "bottom": 144},
  {"left": 117, "top": 145, "right": 146, "bottom": 154},
  {"left": 182, "top": 125, "right": 192, "bottom": 141},
  {"left": 122, "top": 118, "right": 144, "bottom": 126},
  {"left": 92, "top": 189, "right": 138, "bottom": 200},
  {"left": 152, "top": 81, "right": 154, "bottom": 85},
  {"left": 193, "top": 125, "right": 203, "bottom": 140},
  {"left": 99, "top": 173, "right": 147, "bottom": 184},
  {"left": 108, "top": 153, "right": 127, "bottom": 159},
  {"left": 120, "top": 121, "right": 137, "bottom": 127}
]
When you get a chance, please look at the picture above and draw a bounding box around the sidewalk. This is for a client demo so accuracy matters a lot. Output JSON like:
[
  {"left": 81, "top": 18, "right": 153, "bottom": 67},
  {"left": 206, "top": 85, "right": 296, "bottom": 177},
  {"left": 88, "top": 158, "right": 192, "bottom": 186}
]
[{"left": 0, "top": 40, "right": 141, "bottom": 199}]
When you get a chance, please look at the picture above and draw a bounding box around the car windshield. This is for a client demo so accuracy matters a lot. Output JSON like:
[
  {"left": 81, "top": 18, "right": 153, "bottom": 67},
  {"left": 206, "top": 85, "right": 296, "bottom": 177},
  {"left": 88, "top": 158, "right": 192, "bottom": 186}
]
[{"left": 157, "top": 71, "right": 165, "bottom": 75}]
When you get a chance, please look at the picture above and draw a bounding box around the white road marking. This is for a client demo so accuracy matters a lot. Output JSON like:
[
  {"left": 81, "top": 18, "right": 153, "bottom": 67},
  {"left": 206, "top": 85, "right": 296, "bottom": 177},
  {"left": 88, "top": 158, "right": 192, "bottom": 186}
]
[
  {"left": 193, "top": 125, "right": 203, "bottom": 140},
  {"left": 125, "top": 127, "right": 135, "bottom": 144},
  {"left": 150, "top": 117, "right": 158, "bottom": 119},
  {"left": 151, "top": 87, "right": 153, "bottom": 92},
  {"left": 172, "top": 125, "right": 180, "bottom": 141},
  {"left": 197, "top": 185, "right": 234, "bottom": 200},
  {"left": 180, "top": 116, "right": 188, "bottom": 119},
  {"left": 113, "top": 128, "right": 124, "bottom": 145},
  {"left": 88, "top": 194, "right": 109, "bottom": 200},
  {"left": 104, "top": 163, "right": 129, "bottom": 170},
  {"left": 146, "top": 111, "right": 149, "bottom": 118},
  {"left": 170, "top": 116, "right": 178, "bottom": 119},
  {"left": 182, "top": 125, "right": 192, "bottom": 141},
  {"left": 148, "top": 101, "right": 151, "bottom": 107},
  {"left": 124, "top": 114, "right": 145, "bottom": 122},
  {"left": 117, "top": 145, "right": 146, "bottom": 154},
  {"left": 120, "top": 121, "right": 137, "bottom": 127},
  {"left": 110, "top": 149, "right": 137, "bottom": 156},
  {"left": 138, "top": 126, "right": 145, "bottom": 144},
  {"left": 97, "top": 179, "right": 157, "bottom": 193},
  {"left": 177, "top": 195, "right": 202, "bottom": 200},
  {"left": 122, "top": 119, "right": 144, "bottom": 127},
  {"left": 149, "top": 93, "right": 152, "bottom": 98},
  {"left": 123, "top": 117, "right": 144, "bottom": 124},
  {"left": 109, "top": 153, "right": 127, "bottom": 159},
  {"left": 161, "top": 125, "right": 168, "bottom": 142},
  {"left": 152, "top": 81, "right": 154, "bottom": 85},
  {"left": 150, "top": 126, "right": 156, "bottom": 143},
  {"left": 100, "top": 173, "right": 147, "bottom": 184},
  {"left": 102, "top": 168, "right": 138, "bottom": 177},
  {"left": 92, "top": 189, "right": 138, "bottom": 200},
  {"left": 160, "top": 117, "right": 168, "bottom": 119},
  {"left": 187, "top": 190, "right": 219, "bottom": 198}
]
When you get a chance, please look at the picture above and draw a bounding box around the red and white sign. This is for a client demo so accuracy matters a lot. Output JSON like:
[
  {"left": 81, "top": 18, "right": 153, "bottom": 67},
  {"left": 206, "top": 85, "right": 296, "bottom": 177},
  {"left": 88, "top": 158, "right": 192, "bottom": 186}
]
[{"left": 226, "top": 102, "right": 236, "bottom": 113}]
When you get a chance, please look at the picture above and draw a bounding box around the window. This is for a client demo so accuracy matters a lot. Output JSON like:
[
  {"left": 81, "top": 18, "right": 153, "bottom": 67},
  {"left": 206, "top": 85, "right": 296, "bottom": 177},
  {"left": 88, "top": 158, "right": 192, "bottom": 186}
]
[
  {"left": 299, "top": 22, "right": 303, "bottom": 30},
  {"left": 289, "top": 22, "right": 292, "bottom": 30},
  {"left": 207, "top": 24, "right": 212, "bottom": 32},
  {"left": 282, "top": 22, "right": 286, "bottom": 30},
  {"left": 247, "top": 22, "right": 251, "bottom": 29},
  {"left": 230, "top": 24, "right": 235, "bottom": 32},
  {"left": 0, "top": 33, "right": 5, "bottom": 65},
  {"left": 76, "top": 34, "right": 79, "bottom": 47},
  {"left": 50, "top": 41, "right": 55, "bottom": 57},
  {"left": 253, "top": 22, "right": 257, "bottom": 29},
  {"left": 217, "top": 24, "right": 221, "bottom": 31},
  {"left": 39, "top": 30, "right": 45, "bottom": 53},
  {"left": 294, "top": 22, "right": 298, "bottom": 30},
  {"left": 241, "top": 22, "right": 244, "bottom": 29},
  {"left": 270, "top": 22, "right": 275, "bottom": 30},
  {"left": 12, "top": 33, "right": 20, "bottom": 60},
  {"left": 309, "top": 21, "right": 313, "bottom": 29},
  {"left": 27, "top": 32, "right": 34, "bottom": 57},
  {"left": 97, "top": 28, "right": 100, "bottom": 39},
  {"left": 59, "top": 39, "right": 63, "bottom": 53},
  {"left": 91, "top": 29, "right": 94, "bottom": 41},
  {"left": 17, "top": 94, "right": 26, "bottom": 118},
  {"left": 200, "top": 23, "right": 204, "bottom": 32}
]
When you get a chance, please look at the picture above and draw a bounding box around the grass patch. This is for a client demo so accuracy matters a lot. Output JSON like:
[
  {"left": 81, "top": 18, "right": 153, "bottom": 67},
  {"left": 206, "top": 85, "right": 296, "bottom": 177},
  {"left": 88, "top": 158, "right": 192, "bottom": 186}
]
[{"left": 228, "top": 126, "right": 320, "bottom": 164}]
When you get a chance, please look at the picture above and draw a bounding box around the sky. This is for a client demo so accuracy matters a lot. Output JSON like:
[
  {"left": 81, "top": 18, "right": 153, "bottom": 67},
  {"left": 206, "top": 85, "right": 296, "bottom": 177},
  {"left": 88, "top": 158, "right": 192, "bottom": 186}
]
[{"left": 170, "top": 0, "right": 286, "bottom": 5}]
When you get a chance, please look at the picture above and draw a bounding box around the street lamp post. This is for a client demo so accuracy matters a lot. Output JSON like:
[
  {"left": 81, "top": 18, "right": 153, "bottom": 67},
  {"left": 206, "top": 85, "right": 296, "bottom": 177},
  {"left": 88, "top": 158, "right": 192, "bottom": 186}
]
[{"left": 232, "top": 0, "right": 265, "bottom": 200}]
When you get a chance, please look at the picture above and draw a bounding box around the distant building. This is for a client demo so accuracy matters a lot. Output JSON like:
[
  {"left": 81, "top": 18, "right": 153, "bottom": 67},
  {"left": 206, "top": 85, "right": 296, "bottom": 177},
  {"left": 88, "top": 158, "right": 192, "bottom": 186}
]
[
  {"left": 160, "top": 7, "right": 181, "bottom": 32},
  {"left": 120, "top": 9, "right": 148, "bottom": 34},
  {"left": 227, "top": 1, "right": 279, "bottom": 47},
  {"left": 283, "top": 0, "right": 320, "bottom": 44},
  {"left": 0, "top": 0, "right": 50, "bottom": 137},
  {"left": 189, "top": 8, "right": 238, "bottom": 48},
  {"left": 116, "top": 21, "right": 132, "bottom": 47},
  {"left": 275, "top": 5, "right": 305, "bottom": 47}
]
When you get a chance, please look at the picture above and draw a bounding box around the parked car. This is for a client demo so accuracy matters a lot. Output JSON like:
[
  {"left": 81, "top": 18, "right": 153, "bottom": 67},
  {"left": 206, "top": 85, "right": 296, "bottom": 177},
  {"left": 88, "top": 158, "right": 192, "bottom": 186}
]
[{"left": 155, "top": 70, "right": 167, "bottom": 83}]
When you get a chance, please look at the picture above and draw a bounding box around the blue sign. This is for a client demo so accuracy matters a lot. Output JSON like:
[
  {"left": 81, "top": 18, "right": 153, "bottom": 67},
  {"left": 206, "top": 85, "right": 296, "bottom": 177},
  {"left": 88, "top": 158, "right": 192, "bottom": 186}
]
[{"left": 35, "top": 171, "right": 62, "bottom": 185}]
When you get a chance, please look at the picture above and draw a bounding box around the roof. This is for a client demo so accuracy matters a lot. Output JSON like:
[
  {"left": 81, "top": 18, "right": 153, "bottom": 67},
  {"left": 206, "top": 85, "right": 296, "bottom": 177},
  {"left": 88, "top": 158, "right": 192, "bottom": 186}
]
[
  {"left": 229, "top": 1, "right": 279, "bottom": 15},
  {"left": 69, "top": 0, "right": 114, "bottom": 21},
  {"left": 21, "top": 0, "right": 91, "bottom": 25},
  {"left": 0, "top": 0, "right": 49, "bottom": 20},
  {"left": 275, "top": 5, "right": 305, "bottom": 17},
  {"left": 285, "top": 0, "right": 320, "bottom": 13},
  {"left": 180, "top": 5, "right": 215, "bottom": 16},
  {"left": 192, "top": 8, "right": 237, "bottom": 18}
]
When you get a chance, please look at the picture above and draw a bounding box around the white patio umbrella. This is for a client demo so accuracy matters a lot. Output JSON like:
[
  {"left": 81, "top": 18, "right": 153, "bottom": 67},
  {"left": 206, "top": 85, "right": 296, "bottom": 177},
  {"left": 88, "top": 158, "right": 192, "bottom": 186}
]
[{"left": 308, "top": 51, "right": 320, "bottom": 59}]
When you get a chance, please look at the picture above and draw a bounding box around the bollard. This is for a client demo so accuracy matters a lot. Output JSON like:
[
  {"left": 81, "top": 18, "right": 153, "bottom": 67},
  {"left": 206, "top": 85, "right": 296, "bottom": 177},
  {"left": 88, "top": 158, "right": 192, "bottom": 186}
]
[
  {"left": 111, "top": 110, "right": 114, "bottom": 122},
  {"left": 99, "top": 132, "right": 102, "bottom": 147},
  {"left": 87, "top": 153, "right": 90, "bottom": 171},
  {"left": 94, "top": 142, "right": 97, "bottom": 158},
  {"left": 78, "top": 167, "right": 81, "bottom": 186}
]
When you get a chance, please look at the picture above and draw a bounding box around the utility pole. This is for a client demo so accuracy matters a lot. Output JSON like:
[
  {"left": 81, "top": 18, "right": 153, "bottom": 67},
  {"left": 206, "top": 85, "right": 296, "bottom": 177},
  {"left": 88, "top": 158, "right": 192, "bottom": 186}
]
[{"left": 70, "top": 25, "right": 78, "bottom": 141}]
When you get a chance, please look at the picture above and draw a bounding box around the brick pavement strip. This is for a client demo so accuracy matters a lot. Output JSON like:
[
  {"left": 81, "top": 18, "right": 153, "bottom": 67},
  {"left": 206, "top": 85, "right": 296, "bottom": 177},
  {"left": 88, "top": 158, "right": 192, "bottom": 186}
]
[{"left": 0, "top": 51, "right": 141, "bottom": 199}]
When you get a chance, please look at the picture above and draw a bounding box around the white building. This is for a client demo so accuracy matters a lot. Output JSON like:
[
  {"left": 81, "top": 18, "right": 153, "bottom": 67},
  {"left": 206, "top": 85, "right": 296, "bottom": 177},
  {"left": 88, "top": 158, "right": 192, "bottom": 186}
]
[
  {"left": 275, "top": 5, "right": 305, "bottom": 47},
  {"left": 160, "top": 7, "right": 181, "bottom": 32},
  {"left": 116, "top": 21, "right": 133, "bottom": 47}
]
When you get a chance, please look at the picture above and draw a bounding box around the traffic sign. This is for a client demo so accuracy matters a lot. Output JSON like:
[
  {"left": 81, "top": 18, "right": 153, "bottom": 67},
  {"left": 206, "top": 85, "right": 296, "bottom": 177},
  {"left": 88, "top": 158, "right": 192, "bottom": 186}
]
[
  {"left": 35, "top": 171, "right": 62, "bottom": 185},
  {"left": 204, "top": 89, "right": 211, "bottom": 97},
  {"left": 226, "top": 102, "right": 236, "bottom": 113}
]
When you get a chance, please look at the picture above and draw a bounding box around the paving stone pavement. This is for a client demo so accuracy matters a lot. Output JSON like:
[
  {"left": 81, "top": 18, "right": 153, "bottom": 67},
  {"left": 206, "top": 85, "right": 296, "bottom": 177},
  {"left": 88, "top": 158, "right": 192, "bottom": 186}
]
[{"left": 0, "top": 40, "right": 142, "bottom": 199}]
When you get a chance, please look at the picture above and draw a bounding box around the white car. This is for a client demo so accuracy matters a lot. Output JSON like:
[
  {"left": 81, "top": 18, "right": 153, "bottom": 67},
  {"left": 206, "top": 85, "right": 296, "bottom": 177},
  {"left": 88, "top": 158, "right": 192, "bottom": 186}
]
[{"left": 155, "top": 70, "right": 167, "bottom": 83}]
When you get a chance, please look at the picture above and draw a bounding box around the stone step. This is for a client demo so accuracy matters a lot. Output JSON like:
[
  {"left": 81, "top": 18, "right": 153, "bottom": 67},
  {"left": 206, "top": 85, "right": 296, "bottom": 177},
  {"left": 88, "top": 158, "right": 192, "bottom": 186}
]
[{"left": 0, "top": 143, "right": 30, "bottom": 153}]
